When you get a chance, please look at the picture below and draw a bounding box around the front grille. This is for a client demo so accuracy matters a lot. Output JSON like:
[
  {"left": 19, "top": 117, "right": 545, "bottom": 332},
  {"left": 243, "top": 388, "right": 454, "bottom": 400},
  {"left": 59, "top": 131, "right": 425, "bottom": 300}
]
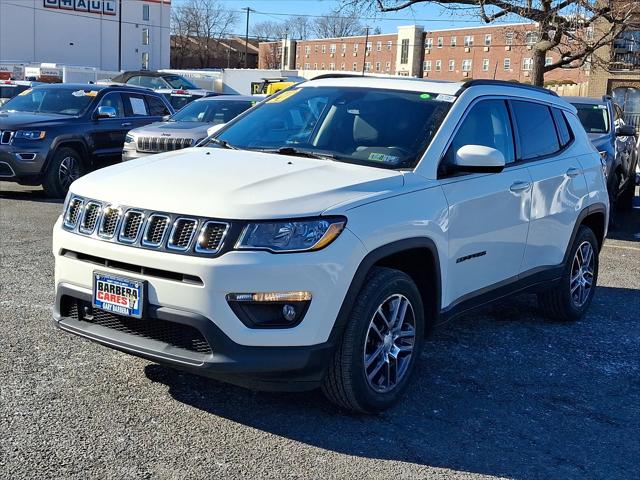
[
  {"left": 61, "top": 196, "right": 231, "bottom": 256},
  {"left": 142, "top": 214, "right": 170, "bottom": 247},
  {"left": 136, "top": 136, "right": 193, "bottom": 153},
  {"left": 60, "top": 296, "right": 212, "bottom": 355},
  {"left": 99, "top": 206, "right": 121, "bottom": 238},
  {"left": 79, "top": 202, "right": 101, "bottom": 234},
  {"left": 64, "top": 197, "right": 84, "bottom": 228},
  {"left": 196, "top": 221, "right": 228, "bottom": 253},
  {"left": 119, "top": 211, "right": 144, "bottom": 243},
  {"left": 168, "top": 218, "right": 197, "bottom": 251},
  {"left": 0, "top": 130, "right": 13, "bottom": 144}
]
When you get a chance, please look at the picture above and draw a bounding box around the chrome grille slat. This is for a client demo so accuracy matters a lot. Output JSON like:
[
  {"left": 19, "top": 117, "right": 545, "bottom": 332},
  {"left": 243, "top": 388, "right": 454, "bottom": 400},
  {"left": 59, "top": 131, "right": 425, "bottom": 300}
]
[
  {"left": 79, "top": 201, "right": 102, "bottom": 234},
  {"left": 62, "top": 196, "right": 230, "bottom": 256}
]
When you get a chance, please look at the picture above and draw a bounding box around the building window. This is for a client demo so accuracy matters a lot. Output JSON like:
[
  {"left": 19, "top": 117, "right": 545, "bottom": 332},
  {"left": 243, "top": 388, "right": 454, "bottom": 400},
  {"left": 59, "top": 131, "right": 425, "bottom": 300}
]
[
  {"left": 365, "top": 62, "right": 371, "bottom": 72},
  {"left": 425, "top": 38, "right": 433, "bottom": 49},
  {"left": 321, "top": 63, "right": 326, "bottom": 70},
  {"left": 586, "top": 27, "right": 594, "bottom": 41},
  {"left": 304, "top": 63, "right": 310, "bottom": 69},
  {"left": 464, "top": 36, "right": 474, "bottom": 47},
  {"left": 375, "top": 61, "right": 381, "bottom": 71},
  {"left": 142, "top": 4, "right": 149, "bottom": 21},
  {"left": 330, "top": 44, "right": 336, "bottom": 54},
  {"left": 522, "top": 58, "right": 533, "bottom": 70},
  {"left": 321, "top": 45, "right": 326, "bottom": 54},
  {"left": 340, "top": 63, "right": 345, "bottom": 70},
  {"left": 450, "top": 36, "right": 457, "bottom": 47},
  {"left": 385, "top": 61, "right": 391, "bottom": 71},
  {"left": 329, "top": 62, "right": 335, "bottom": 70},
  {"left": 437, "top": 36, "right": 443, "bottom": 48},
  {"left": 366, "top": 42, "right": 372, "bottom": 52},
  {"left": 376, "top": 41, "right": 382, "bottom": 51},
  {"left": 449, "top": 59, "right": 455, "bottom": 71},
  {"left": 314, "top": 45, "right": 318, "bottom": 53},
  {"left": 352, "top": 62, "right": 358, "bottom": 71},
  {"left": 141, "top": 52, "right": 149, "bottom": 69},
  {"left": 504, "top": 58, "right": 511, "bottom": 71},
  {"left": 353, "top": 43, "right": 359, "bottom": 52},
  {"left": 424, "top": 60, "right": 432, "bottom": 71},
  {"left": 505, "top": 32, "right": 513, "bottom": 46},
  {"left": 341, "top": 43, "right": 346, "bottom": 52},
  {"left": 387, "top": 40, "right": 392, "bottom": 51},
  {"left": 314, "top": 63, "right": 318, "bottom": 69},
  {"left": 484, "top": 34, "right": 491, "bottom": 46},
  {"left": 526, "top": 32, "right": 538, "bottom": 45},
  {"left": 435, "top": 60, "right": 442, "bottom": 71},
  {"left": 462, "top": 59, "right": 472, "bottom": 71},
  {"left": 142, "top": 28, "right": 150, "bottom": 46},
  {"left": 400, "top": 38, "right": 409, "bottom": 64},
  {"left": 482, "top": 59, "right": 490, "bottom": 71},
  {"left": 304, "top": 45, "right": 310, "bottom": 55},
  {"left": 545, "top": 57, "right": 553, "bottom": 66}
]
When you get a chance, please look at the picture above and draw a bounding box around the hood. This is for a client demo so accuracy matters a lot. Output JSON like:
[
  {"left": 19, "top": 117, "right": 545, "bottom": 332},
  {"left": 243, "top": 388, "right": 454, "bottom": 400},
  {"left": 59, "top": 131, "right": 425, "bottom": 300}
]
[
  {"left": 0, "top": 112, "right": 72, "bottom": 129},
  {"left": 71, "top": 148, "right": 404, "bottom": 219},
  {"left": 131, "top": 121, "right": 210, "bottom": 137}
]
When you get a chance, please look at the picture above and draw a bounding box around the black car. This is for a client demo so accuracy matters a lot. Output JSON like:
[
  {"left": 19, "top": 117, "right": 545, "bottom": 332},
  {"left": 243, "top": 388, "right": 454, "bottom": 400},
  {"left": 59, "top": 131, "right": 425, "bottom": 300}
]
[
  {"left": 567, "top": 95, "right": 638, "bottom": 212},
  {"left": 110, "top": 71, "right": 200, "bottom": 91},
  {"left": 0, "top": 83, "right": 173, "bottom": 197}
]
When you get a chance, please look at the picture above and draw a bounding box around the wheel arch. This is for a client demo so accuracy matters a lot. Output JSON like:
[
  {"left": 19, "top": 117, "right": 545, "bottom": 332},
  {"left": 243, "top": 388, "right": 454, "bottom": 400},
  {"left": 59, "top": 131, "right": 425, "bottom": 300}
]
[
  {"left": 329, "top": 238, "right": 442, "bottom": 344},
  {"left": 564, "top": 203, "right": 607, "bottom": 260},
  {"left": 44, "top": 138, "right": 90, "bottom": 173}
]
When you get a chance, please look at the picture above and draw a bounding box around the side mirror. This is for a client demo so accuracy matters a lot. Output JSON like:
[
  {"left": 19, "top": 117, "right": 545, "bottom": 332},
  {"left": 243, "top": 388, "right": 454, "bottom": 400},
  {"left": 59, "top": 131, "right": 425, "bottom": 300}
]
[
  {"left": 95, "top": 105, "right": 117, "bottom": 119},
  {"left": 454, "top": 145, "right": 506, "bottom": 173},
  {"left": 162, "top": 114, "right": 171, "bottom": 122},
  {"left": 616, "top": 124, "right": 637, "bottom": 137},
  {"left": 207, "top": 123, "right": 226, "bottom": 137}
]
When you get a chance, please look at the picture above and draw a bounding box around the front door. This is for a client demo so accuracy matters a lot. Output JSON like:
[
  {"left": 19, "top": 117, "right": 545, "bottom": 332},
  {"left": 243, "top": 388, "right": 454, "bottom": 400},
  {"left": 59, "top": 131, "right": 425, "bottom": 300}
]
[
  {"left": 439, "top": 99, "right": 531, "bottom": 308},
  {"left": 91, "top": 92, "right": 128, "bottom": 163}
]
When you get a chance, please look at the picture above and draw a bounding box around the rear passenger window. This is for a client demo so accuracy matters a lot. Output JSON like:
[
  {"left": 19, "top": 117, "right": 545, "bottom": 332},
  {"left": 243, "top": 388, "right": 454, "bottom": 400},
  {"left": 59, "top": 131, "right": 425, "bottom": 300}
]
[
  {"left": 552, "top": 108, "right": 573, "bottom": 147},
  {"left": 123, "top": 93, "right": 149, "bottom": 117},
  {"left": 146, "top": 95, "right": 171, "bottom": 116},
  {"left": 443, "top": 99, "right": 515, "bottom": 171},
  {"left": 512, "top": 101, "right": 560, "bottom": 160}
]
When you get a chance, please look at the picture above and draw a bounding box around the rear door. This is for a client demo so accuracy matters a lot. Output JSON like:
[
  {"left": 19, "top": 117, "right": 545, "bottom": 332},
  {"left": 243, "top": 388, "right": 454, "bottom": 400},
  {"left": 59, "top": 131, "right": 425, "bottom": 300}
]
[
  {"left": 514, "top": 101, "right": 589, "bottom": 272},
  {"left": 439, "top": 98, "right": 532, "bottom": 307},
  {"left": 121, "top": 92, "right": 165, "bottom": 131}
]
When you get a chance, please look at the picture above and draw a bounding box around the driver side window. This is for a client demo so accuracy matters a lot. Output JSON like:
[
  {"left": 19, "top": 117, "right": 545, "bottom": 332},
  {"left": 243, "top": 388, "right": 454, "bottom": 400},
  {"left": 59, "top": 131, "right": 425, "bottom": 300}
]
[
  {"left": 441, "top": 99, "right": 514, "bottom": 175},
  {"left": 98, "top": 92, "right": 125, "bottom": 118}
]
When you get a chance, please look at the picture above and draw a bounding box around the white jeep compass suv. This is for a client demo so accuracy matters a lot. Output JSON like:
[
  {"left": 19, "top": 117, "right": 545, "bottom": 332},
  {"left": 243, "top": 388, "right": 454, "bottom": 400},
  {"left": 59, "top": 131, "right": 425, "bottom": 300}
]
[{"left": 53, "top": 77, "right": 608, "bottom": 413}]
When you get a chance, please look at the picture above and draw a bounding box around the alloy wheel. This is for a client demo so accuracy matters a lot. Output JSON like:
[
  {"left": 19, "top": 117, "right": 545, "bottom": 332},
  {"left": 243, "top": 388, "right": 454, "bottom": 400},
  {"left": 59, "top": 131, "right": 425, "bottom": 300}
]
[
  {"left": 58, "top": 156, "right": 80, "bottom": 190},
  {"left": 363, "top": 294, "right": 416, "bottom": 393},
  {"left": 570, "top": 241, "right": 595, "bottom": 308}
]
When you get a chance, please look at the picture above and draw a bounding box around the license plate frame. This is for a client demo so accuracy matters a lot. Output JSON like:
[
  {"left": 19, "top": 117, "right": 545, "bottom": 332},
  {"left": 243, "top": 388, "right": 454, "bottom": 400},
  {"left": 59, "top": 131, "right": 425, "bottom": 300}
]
[{"left": 93, "top": 272, "right": 144, "bottom": 319}]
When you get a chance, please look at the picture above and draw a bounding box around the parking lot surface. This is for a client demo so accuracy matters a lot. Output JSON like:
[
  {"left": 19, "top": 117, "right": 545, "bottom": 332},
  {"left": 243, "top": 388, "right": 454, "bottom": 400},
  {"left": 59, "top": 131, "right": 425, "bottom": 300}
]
[{"left": 1, "top": 182, "right": 638, "bottom": 480}]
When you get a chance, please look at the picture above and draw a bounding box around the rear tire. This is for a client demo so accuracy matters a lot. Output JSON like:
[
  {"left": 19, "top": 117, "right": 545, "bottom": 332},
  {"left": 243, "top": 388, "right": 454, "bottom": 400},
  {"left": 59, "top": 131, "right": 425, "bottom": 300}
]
[
  {"left": 42, "top": 147, "right": 83, "bottom": 198},
  {"left": 322, "top": 267, "right": 425, "bottom": 413},
  {"left": 537, "top": 226, "right": 599, "bottom": 322}
]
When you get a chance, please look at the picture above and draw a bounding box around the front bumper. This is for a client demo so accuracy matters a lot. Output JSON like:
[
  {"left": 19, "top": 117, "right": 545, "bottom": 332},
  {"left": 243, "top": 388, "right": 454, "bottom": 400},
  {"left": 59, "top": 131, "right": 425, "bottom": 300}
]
[
  {"left": 122, "top": 147, "right": 152, "bottom": 161},
  {"left": 53, "top": 216, "right": 366, "bottom": 384},
  {"left": 0, "top": 143, "right": 48, "bottom": 181}
]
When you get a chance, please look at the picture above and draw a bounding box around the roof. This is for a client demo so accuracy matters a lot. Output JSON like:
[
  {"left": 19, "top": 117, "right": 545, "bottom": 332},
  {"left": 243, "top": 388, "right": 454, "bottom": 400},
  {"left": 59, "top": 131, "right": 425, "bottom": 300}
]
[
  {"left": 563, "top": 96, "right": 608, "bottom": 105},
  {"left": 302, "top": 75, "right": 463, "bottom": 96},
  {"left": 198, "top": 94, "right": 256, "bottom": 102},
  {"left": 31, "top": 83, "right": 109, "bottom": 90}
]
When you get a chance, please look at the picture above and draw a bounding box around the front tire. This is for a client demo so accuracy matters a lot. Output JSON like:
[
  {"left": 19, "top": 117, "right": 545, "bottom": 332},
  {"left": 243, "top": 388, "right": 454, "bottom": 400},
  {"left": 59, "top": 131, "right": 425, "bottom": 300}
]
[
  {"left": 322, "top": 267, "right": 425, "bottom": 413},
  {"left": 537, "top": 226, "right": 599, "bottom": 322},
  {"left": 42, "top": 147, "right": 83, "bottom": 198}
]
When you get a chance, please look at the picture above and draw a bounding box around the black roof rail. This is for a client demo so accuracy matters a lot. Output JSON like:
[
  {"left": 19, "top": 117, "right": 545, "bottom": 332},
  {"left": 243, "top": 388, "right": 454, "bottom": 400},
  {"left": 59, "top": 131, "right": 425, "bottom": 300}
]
[
  {"left": 310, "top": 73, "right": 368, "bottom": 80},
  {"left": 457, "top": 79, "right": 558, "bottom": 97}
]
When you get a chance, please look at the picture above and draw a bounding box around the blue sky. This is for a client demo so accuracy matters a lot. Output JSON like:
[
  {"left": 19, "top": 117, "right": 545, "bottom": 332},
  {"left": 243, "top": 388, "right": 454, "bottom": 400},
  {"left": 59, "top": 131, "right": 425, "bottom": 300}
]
[{"left": 177, "top": 0, "right": 513, "bottom": 38}]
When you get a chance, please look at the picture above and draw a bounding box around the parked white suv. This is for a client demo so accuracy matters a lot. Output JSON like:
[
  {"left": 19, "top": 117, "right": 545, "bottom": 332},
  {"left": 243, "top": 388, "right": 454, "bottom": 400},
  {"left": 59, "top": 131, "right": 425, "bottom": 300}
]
[{"left": 53, "top": 77, "right": 608, "bottom": 412}]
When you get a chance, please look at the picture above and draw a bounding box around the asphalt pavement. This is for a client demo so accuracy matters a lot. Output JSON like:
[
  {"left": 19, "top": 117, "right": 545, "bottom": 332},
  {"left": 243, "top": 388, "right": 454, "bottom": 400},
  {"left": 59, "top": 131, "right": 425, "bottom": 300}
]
[{"left": 1, "top": 182, "right": 638, "bottom": 480}]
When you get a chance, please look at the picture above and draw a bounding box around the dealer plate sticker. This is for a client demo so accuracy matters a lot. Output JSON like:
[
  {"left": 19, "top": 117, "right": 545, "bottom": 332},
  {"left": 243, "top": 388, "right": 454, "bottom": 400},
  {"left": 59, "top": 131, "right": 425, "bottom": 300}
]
[{"left": 93, "top": 273, "right": 143, "bottom": 318}]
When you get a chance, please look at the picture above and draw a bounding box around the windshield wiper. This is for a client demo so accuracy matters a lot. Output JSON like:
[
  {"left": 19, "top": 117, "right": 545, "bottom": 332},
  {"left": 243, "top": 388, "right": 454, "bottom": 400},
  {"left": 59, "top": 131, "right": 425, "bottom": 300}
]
[
  {"left": 265, "top": 146, "right": 336, "bottom": 160},
  {"left": 208, "top": 137, "right": 237, "bottom": 150}
]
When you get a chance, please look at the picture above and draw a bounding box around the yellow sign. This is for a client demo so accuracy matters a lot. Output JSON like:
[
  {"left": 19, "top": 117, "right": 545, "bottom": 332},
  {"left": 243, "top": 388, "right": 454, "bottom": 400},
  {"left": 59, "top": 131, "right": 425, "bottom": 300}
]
[{"left": 266, "top": 89, "right": 300, "bottom": 104}]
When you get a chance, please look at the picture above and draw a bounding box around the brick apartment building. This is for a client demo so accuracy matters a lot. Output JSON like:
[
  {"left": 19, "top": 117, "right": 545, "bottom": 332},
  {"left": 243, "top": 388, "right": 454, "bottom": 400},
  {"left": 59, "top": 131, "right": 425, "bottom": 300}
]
[{"left": 259, "top": 22, "right": 588, "bottom": 85}]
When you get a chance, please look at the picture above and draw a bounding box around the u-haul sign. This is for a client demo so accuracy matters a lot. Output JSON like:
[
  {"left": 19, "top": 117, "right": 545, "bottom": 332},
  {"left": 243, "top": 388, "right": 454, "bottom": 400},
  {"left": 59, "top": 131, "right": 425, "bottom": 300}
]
[{"left": 43, "top": 0, "right": 117, "bottom": 16}]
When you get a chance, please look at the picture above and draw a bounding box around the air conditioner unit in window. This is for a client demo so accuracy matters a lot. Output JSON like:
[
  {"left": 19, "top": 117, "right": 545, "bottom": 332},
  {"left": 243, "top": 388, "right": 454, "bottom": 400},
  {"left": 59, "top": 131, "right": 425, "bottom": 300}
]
[
  {"left": 505, "top": 46, "right": 511, "bottom": 51},
  {"left": 484, "top": 46, "right": 490, "bottom": 52},
  {"left": 465, "top": 47, "right": 471, "bottom": 53}
]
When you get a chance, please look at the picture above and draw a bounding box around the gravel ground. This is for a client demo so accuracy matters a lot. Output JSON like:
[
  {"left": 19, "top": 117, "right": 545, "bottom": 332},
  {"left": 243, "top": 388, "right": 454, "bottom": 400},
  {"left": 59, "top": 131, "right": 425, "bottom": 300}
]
[{"left": 0, "top": 182, "right": 638, "bottom": 480}]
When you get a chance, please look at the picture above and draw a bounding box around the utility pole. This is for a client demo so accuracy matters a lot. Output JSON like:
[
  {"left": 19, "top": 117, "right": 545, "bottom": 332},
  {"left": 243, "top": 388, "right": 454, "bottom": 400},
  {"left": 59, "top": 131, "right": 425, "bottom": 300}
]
[
  {"left": 361, "top": 27, "right": 369, "bottom": 76},
  {"left": 118, "top": 0, "right": 122, "bottom": 71},
  {"left": 243, "top": 7, "right": 252, "bottom": 69},
  {"left": 282, "top": 29, "right": 289, "bottom": 70}
]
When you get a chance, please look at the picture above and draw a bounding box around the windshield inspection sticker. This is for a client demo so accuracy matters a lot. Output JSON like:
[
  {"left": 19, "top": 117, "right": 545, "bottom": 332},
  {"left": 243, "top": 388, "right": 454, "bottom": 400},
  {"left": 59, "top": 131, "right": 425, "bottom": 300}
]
[
  {"left": 369, "top": 152, "right": 400, "bottom": 164},
  {"left": 435, "top": 94, "right": 456, "bottom": 103},
  {"left": 266, "top": 89, "right": 300, "bottom": 104}
]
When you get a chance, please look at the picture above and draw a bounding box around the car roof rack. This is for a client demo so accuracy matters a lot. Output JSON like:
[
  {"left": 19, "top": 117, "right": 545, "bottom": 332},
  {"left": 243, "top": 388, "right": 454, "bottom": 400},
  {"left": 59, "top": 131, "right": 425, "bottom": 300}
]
[{"left": 457, "top": 79, "right": 558, "bottom": 97}]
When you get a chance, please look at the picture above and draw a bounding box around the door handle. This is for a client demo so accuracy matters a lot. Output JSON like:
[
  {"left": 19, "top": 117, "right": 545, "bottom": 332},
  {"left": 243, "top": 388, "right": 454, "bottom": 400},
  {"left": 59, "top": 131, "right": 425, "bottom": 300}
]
[
  {"left": 509, "top": 181, "right": 531, "bottom": 193},
  {"left": 566, "top": 167, "right": 581, "bottom": 177},
  {"left": 121, "top": 122, "right": 132, "bottom": 127}
]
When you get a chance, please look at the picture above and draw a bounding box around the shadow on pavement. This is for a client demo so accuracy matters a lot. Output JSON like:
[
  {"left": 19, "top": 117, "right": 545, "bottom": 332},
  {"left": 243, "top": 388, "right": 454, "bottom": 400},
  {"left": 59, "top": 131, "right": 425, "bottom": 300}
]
[
  {"left": 0, "top": 184, "right": 63, "bottom": 204},
  {"left": 607, "top": 190, "right": 639, "bottom": 242},
  {"left": 145, "top": 286, "right": 639, "bottom": 480}
]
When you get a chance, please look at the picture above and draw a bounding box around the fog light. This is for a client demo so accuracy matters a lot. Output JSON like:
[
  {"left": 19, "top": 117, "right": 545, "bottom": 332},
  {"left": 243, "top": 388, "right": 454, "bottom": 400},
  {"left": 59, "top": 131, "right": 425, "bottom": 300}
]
[{"left": 226, "top": 291, "right": 312, "bottom": 328}]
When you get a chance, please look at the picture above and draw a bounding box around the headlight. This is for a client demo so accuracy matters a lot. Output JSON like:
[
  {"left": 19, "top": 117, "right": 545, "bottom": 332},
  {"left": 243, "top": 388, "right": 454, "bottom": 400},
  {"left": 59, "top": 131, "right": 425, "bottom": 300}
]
[
  {"left": 125, "top": 134, "right": 135, "bottom": 143},
  {"left": 14, "top": 130, "right": 46, "bottom": 140},
  {"left": 236, "top": 217, "right": 346, "bottom": 252}
]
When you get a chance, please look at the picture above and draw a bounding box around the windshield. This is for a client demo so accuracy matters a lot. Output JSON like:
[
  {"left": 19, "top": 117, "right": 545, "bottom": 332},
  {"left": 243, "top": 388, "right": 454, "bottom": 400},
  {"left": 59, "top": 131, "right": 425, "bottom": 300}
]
[
  {"left": 573, "top": 103, "right": 610, "bottom": 134},
  {"left": 208, "top": 86, "right": 453, "bottom": 169},
  {"left": 0, "top": 85, "right": 28, "bottom": 100},
  {"left": 0, "top": 87, "right": 96, "bottom": 115},
  {"left": 164, "top": 75, "right": 198, "bottom": 90},
  {"left": 172, "top": 99, "right": 254, "bottom": 124}
]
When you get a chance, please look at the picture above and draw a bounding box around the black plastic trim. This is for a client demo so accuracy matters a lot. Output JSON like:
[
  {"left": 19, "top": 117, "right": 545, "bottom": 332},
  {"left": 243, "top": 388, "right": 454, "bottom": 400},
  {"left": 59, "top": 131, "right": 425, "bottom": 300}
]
[{"left": 457, "top": 80, "right": 558, "bottom": 97}]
